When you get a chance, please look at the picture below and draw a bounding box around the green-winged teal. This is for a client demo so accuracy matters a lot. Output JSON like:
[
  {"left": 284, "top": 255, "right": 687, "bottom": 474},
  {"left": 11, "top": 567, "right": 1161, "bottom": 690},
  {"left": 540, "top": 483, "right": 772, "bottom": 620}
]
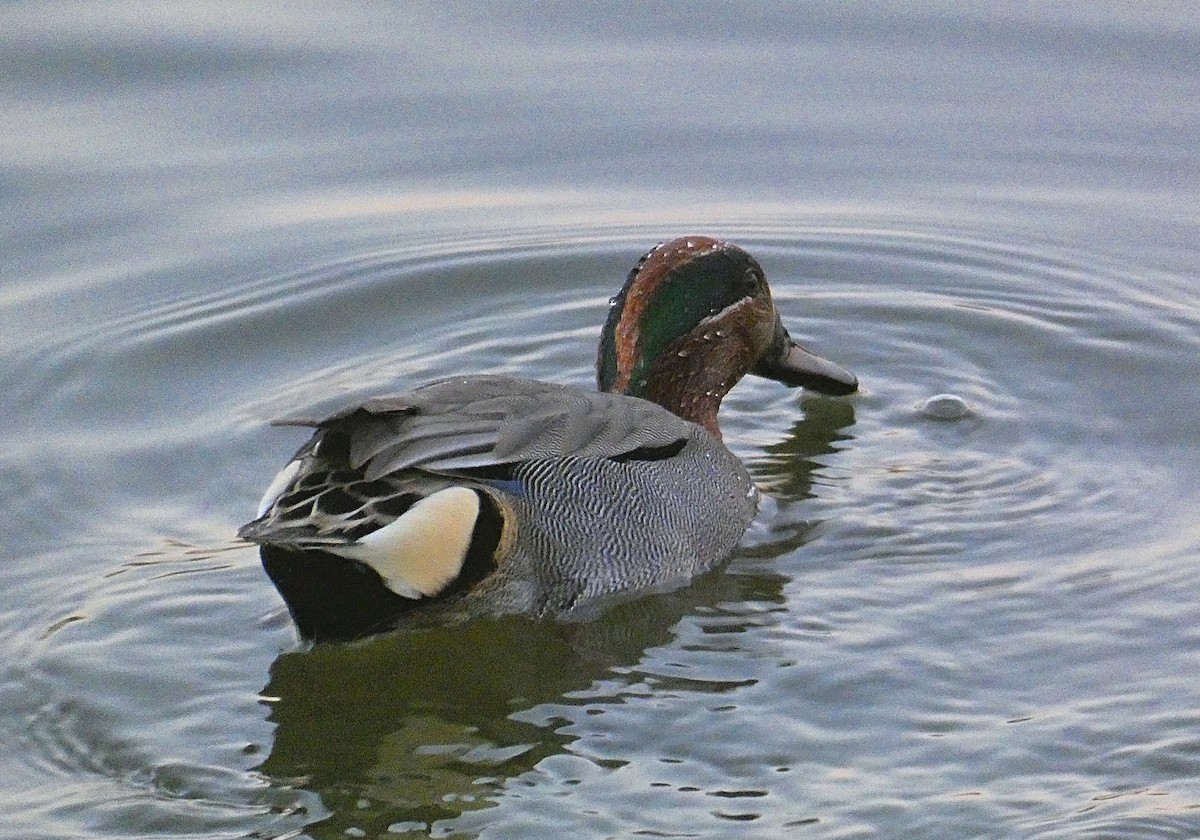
[{"left": 239, "top": 236, "right": 857, "bottom": 642}]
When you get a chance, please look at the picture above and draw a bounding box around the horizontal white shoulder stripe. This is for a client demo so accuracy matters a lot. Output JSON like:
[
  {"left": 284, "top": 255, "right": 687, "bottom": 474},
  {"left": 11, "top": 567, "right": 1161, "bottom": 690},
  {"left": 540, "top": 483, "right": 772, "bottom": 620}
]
[{"left": 255, "top": 459, "right": 302, "bottom": 518}]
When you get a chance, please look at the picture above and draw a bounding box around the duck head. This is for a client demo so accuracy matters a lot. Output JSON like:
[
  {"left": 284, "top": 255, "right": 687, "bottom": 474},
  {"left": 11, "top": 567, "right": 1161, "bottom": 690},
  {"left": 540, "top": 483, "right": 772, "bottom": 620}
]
[{"left": 597, "top": 236, "right": 857, "bottom": 436}]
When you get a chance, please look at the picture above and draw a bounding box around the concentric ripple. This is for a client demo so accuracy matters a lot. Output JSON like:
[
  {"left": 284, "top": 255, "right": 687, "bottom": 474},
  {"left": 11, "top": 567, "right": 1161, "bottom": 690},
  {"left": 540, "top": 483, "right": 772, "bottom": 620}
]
[{"left": 5, "top": 216, "right": 1200, "bottom": 839}]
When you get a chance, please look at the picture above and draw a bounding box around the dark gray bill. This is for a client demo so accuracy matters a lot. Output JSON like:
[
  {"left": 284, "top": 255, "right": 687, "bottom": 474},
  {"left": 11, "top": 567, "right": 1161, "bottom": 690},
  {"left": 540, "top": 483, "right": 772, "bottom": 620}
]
[{"left": 753, "top": 325, "right": 858, "bottom": 396}]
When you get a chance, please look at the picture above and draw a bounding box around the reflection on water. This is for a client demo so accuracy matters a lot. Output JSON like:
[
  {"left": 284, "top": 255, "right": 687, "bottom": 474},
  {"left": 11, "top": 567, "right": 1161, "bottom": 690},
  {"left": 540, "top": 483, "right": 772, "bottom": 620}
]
[
  {"left": 259, "top": 561, "right": 815, "bottom": 838},
  {"left": 261, "top": 615, "right": 670, "bottom": 831},
  {"left": 750, "top": 396, "right": 858, "bottom": 500}
]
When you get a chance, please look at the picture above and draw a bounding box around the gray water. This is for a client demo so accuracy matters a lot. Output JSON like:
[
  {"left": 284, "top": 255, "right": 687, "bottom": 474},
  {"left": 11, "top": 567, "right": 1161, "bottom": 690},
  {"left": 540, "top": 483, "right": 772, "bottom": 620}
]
[{"left": 2, "top": 3, "right": 1199, "bottom": 838}]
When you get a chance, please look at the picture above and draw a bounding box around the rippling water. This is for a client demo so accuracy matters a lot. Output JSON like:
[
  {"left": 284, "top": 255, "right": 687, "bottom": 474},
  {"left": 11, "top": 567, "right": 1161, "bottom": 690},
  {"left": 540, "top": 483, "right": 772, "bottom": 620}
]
[{"left": 3, "top": 3, "right": 1198, "bottom": 839}]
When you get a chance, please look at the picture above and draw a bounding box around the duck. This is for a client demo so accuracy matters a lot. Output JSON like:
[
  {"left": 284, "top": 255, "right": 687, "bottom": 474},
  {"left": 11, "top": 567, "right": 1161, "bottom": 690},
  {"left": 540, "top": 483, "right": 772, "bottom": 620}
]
[{"left": 239, "top": 236, "right": 858, "bottom": 643}]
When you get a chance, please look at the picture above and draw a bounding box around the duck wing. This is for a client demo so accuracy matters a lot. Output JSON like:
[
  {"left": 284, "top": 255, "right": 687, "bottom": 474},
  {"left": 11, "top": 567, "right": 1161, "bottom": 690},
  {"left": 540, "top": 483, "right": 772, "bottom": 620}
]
[
  {"left": 240, "top": 374, "right": 697, "bottom": 547},
  {"left": 278, "top": 374, "right": 694, "bottom": 480}
]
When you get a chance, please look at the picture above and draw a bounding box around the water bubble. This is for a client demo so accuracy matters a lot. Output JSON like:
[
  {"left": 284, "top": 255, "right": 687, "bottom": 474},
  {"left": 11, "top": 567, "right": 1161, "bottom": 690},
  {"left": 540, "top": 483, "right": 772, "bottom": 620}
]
[{"left": 920, "top": 393, "right": 970, "bottom": 420}]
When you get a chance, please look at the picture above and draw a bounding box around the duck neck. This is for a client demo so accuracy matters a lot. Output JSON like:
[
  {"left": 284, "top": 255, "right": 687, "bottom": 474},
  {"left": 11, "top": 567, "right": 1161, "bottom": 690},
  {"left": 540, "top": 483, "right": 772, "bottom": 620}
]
[
  {"left": 641, "top": 375, "right": 726, "bottom": 438},
  {"left": 599, "top": 293, "right": 775, "bottom": 439},
  {"left": 626, "top": 328, "right": 750, "bottom": 438}
]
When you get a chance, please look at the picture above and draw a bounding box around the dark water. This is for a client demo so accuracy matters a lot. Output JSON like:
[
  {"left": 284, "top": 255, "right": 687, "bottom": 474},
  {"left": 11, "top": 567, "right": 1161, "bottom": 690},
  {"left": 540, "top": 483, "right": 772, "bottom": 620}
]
[{"left": 2, "top": 3, "right": 1198, "bottom": 838}]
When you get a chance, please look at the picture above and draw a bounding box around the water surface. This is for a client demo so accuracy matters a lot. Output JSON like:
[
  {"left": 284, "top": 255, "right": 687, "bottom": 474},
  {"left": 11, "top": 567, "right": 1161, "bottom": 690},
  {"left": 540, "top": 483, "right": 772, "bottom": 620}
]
[{"left": 2, "top": 3, "right": 1198, "bottom": 839}]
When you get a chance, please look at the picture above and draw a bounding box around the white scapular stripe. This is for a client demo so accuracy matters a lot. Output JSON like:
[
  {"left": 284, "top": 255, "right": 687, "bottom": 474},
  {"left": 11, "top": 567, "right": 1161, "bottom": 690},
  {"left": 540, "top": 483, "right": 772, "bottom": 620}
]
[
  {"left": 333, "top": 487, "right": 480, "bottom": 599},
  {"left": 255, "top": 459, "right": 302, "bottom": 518}
]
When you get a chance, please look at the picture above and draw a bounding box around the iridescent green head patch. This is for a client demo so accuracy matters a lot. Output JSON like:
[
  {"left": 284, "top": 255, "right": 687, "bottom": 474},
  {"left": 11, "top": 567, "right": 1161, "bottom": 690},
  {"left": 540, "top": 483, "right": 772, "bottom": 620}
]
[{"left": 597, "top": 238, "right": 766, "bottom": 397}]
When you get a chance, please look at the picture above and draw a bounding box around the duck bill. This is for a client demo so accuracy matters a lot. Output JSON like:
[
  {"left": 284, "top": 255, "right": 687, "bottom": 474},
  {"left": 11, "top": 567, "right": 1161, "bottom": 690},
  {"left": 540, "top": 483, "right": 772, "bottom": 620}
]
[{"left": 753, "top": 324, "right": 858, "bottom": 396}]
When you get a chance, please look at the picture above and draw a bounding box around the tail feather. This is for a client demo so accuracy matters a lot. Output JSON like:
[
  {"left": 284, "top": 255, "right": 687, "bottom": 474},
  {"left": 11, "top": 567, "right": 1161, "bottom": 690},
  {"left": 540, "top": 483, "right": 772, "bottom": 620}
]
[{"left": 236, "top": 517, "right": 356, "bottom": 550}]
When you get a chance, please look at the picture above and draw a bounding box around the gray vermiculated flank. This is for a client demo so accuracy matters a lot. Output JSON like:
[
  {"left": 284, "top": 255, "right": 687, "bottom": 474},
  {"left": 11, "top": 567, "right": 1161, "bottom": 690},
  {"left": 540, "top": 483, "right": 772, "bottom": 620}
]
[{"left": 246, "top": 374, "right": 759, "bottom": 619}]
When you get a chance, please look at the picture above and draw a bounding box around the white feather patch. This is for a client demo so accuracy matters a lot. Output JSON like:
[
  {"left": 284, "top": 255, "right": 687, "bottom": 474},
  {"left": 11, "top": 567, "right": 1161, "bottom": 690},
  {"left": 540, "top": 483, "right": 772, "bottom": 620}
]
[
  {"left": 332, "top": 486, "right": 481, "bottom": 599},
  {"left": 255, "top": 459, "right": 302, "bottom": 518}
]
